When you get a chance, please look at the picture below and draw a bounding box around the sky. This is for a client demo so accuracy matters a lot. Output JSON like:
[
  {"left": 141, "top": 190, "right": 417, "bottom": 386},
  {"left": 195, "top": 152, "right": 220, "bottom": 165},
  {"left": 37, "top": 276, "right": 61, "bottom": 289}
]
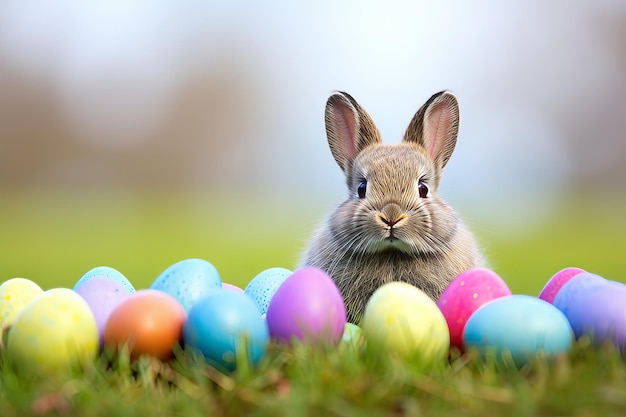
[{"left": 1, "top": 0, "right": 625, "bottom": 229}]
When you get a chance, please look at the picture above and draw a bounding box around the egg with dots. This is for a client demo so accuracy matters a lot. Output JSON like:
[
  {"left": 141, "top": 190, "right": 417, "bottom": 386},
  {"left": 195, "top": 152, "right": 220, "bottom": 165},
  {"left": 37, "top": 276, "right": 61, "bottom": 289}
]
[
  {"left": 0, "top": 278, "right": 44, "bottom": 330},
  {"left": 150, "top": 258, "right": 222, "bottom": 312},
  {"left": 436, "top": 268, "right": 512, "bottom": 351},
  {"left": 103, "top": 290, "right": 186, "bottom": 361},
  {"left": 6, "top": 288, "right": 99, "bottom": 376},
  {"left": 362, "top": 282, "right": 449, "bottom": 365},
  {"left": 266, "top": 267, "right": 346, "bottom": 345},
  {"left": 245, "top": 267, "right": 292, "bottom": 315},
  {"left": 538, "top": 267, "right": 586, "bottom": 304},
  {"left": 73, "top": 266, "right": 135, "bottom": 294}
]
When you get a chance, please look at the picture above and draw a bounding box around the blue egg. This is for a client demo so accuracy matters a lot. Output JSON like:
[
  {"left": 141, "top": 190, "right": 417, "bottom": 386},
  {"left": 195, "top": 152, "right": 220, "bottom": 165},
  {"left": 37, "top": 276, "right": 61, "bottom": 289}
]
[
  {"left": 183, "top": 288, "right": 269, "bottom": 371},
  {"left": 244, "top": 267, "right": 292, "bottom": 314},
  {"left": 73, "top": 266, "right": 135, "bottom": 294},
  {"left": 463, "top": 295, "right": 573, "bottom": 366},
  {"left": 150, "top": 258, "right": 222, "bottom": 312}
]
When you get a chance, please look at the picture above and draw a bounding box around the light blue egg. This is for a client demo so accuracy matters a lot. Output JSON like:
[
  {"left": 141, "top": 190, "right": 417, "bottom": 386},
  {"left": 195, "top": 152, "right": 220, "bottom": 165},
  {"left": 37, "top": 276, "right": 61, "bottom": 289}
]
[
  {"left": 463, "top": 295, "right": 573, "bottom": 366},
  {"left": 183, "top": 288, "right": 269, "bottom": 371},
  {"left": 73, "top": 266, "right": 135, "bottom": 294},
  {"left": 244, "top": 267, "right": 292, "bottom": 314},
  {"left": 150, "top": 258, "right": 222, "bottom": 312}
]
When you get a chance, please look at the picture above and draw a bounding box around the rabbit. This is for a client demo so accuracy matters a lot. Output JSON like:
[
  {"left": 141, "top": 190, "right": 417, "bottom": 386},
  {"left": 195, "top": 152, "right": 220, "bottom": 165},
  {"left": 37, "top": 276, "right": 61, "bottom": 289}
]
[{"left": 302, "top": 90, "right": 485, "bottom": 324}]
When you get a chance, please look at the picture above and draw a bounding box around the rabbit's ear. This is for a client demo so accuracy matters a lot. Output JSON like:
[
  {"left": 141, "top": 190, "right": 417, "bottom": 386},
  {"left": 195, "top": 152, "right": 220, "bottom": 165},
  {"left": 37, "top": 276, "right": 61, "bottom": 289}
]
[
  {"left": 325, "top": 92, "right": 381, "bottom": 174},
  {"left": 403, "top": 91, "right": 459, "bottom": 170}
]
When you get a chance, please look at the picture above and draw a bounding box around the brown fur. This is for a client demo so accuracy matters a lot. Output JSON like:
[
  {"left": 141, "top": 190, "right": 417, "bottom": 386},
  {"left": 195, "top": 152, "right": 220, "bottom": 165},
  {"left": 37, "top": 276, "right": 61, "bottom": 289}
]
[{"left": 302, "top": 91, "right": 484, "bottom": 324}]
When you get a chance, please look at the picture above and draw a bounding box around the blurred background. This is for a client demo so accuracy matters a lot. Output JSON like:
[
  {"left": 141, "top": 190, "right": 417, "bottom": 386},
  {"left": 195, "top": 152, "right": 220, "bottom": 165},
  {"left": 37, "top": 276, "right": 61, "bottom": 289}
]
[{"left": 1, "top": 0, "right": 625, "bottom": 292}]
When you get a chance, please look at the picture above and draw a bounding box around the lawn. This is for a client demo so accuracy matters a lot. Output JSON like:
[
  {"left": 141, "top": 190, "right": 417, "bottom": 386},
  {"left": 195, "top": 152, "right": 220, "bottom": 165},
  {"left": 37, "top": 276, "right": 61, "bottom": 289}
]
[{"left": 0, "top": 188, "right": 625, "bottom": 416}]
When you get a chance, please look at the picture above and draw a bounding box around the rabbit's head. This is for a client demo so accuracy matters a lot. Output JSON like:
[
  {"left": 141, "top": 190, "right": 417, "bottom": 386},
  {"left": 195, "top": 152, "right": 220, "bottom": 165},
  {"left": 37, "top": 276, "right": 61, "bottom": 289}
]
[{"left": 325, "top": 91, "right": 462, "bottom": 256}]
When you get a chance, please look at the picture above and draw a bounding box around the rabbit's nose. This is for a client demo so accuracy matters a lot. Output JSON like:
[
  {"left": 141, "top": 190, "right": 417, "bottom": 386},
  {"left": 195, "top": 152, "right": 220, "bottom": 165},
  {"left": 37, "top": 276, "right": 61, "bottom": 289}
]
[{"left": 377, "top": 204, "right": 407, "bottom": 228}]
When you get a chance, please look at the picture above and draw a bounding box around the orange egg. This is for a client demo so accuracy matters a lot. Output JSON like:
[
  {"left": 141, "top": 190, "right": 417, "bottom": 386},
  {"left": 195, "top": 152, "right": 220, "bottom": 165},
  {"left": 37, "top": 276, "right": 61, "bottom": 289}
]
[{"left": 103, "top": 289, "right": 186, "bottom": 360}]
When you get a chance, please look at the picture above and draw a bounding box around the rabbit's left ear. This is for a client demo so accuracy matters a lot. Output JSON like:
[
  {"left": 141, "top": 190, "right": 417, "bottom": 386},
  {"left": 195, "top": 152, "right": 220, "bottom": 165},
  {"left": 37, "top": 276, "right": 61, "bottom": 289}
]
[{"left": 403, "top": 91, "right": 460, "bottom": 170}]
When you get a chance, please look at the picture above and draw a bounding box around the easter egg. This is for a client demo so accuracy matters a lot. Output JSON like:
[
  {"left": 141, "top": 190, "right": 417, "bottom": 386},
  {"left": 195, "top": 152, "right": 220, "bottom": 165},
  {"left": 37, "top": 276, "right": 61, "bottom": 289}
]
[
  {"left": 74, "top": 277, "right": 134, "bottom": 347},
  {"left": 0, "top": 278, "right": 44, "bottom": 329},
  {"left": 150, "top": 258, "right": 222, "bottom": 312},
  {"left": 222, "top": 283, "right": 245, "bottom": 293},
  {"left": 6, "top": 288, "right": 99, "bottom": 376},
  {"left": 244, "top": 267, "right": 292, "bottom": 314},
  {"left": 266, "top": 267, "right": 346, "bottom": 345},
  {"left": 553, "top": 276, "right": 626, "bottom": 350},
  {"left": 552, "top": 272, "right": 607, "bottom": 311},
  {"left": 183, "top": 289, "right": 269, "bottom": 371},
  {"left": 437, "top": 268, "right": 511, "bottom": 350},
  {"left": 538, "top": 267, "right": 586, "bottom": 304},
  {"left": 362, "top": 282, "right": 450, "bottom": 363},
  {"left": 341, "top": 323, "right": 363, "bottom": 346},
  {"left": 463, "top": 295, "right": 573, "bottom": 366},
  {"left": 74, "top": 266, "right": 135, "bottom": 294},
  {"left": 103, "top": 289, "right": 186, "bottom": 360}
]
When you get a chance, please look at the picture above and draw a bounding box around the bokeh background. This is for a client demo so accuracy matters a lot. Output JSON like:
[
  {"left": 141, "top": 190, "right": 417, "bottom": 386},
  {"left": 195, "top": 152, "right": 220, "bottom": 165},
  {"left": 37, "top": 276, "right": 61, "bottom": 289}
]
[{"left": 1, "top": 0, "right": 625, "bottom": 292}]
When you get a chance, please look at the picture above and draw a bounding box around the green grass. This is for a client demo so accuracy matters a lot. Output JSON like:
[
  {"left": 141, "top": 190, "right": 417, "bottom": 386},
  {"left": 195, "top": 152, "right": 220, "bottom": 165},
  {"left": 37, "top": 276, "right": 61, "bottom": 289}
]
[
  {"left": 1, "top": 188, "right": 625, "bottom": 416},
  {"left": 1, "top": 338, "right": 625, "bottom": 417},
  {"left": 0, "top": 188, "right": 313, "bottom": 290},
  {"left": 1, "top": 189, "right": 624, "bottom": 292}
]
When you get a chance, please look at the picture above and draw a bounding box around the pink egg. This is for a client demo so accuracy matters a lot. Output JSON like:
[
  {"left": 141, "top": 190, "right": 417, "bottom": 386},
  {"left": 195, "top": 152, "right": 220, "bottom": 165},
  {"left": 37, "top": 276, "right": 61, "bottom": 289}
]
[
  {"left": 538, "top": 267, "right": 586, "bottom": 304},
  {"left": 266, "top": 267, "right": 346, "bottom": 345},
  {"left": 437, "top": 268, "right": 512, "bottom": 350},
  {"left": 222, "top": 283, "right": 244, "bottom": 294}
]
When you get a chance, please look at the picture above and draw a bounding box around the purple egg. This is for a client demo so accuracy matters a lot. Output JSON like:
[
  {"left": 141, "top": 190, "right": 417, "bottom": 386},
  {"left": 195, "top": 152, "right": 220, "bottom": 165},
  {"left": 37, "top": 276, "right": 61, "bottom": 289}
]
[
  {"left": 552, "top": 272, "right": 607, "bottom": 314},
  {"left": 74, "top": 277, "right": 133, "bottom": 347},
  {"left": 557, "top": 281, "right": 626, "bottom": 350},
  {"left": 266, "top": 267, "right": 346, "bottom": 345},
  {"left": 538, "top": 267, "right": 586, "bottom": 304}
]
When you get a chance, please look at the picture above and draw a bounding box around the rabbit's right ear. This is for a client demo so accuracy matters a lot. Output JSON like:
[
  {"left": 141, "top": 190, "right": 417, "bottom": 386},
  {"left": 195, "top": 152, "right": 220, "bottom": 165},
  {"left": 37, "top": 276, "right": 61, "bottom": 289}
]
[
  {"left": 325, "top": 92, "right": 381, "bottom": 174},
  {"left": 403, "top": 91, "right": 460, "bottom": 171}
]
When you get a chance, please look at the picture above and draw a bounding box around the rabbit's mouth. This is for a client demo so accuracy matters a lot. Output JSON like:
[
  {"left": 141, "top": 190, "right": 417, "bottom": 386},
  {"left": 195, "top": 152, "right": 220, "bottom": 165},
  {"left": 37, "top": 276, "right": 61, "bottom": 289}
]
[{"left": 372, "top": 234, "right": 413, "bottom": 253}]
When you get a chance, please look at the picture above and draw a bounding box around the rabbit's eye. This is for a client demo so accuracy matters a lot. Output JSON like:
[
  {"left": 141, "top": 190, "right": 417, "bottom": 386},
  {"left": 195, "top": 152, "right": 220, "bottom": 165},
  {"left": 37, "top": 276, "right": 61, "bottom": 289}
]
[
  {"left": 357, "top": 180, "right": 367, "bottom": 199},
  {"left": 418, "top": 180, "right": 429, "bottom": 198}
]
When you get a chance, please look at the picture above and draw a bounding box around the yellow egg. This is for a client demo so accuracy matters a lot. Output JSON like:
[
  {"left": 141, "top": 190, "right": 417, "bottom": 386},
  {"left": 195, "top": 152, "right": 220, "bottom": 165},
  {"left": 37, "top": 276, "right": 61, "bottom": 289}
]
[
  {"left": 6, "top": 288, "right": 99, "bottom": 376},
  {"left": 0, "top": 278, "right": 44, "bottom": 329},
  {"left": 361, "top": 282, "right": 450, "bottom": 364}
]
